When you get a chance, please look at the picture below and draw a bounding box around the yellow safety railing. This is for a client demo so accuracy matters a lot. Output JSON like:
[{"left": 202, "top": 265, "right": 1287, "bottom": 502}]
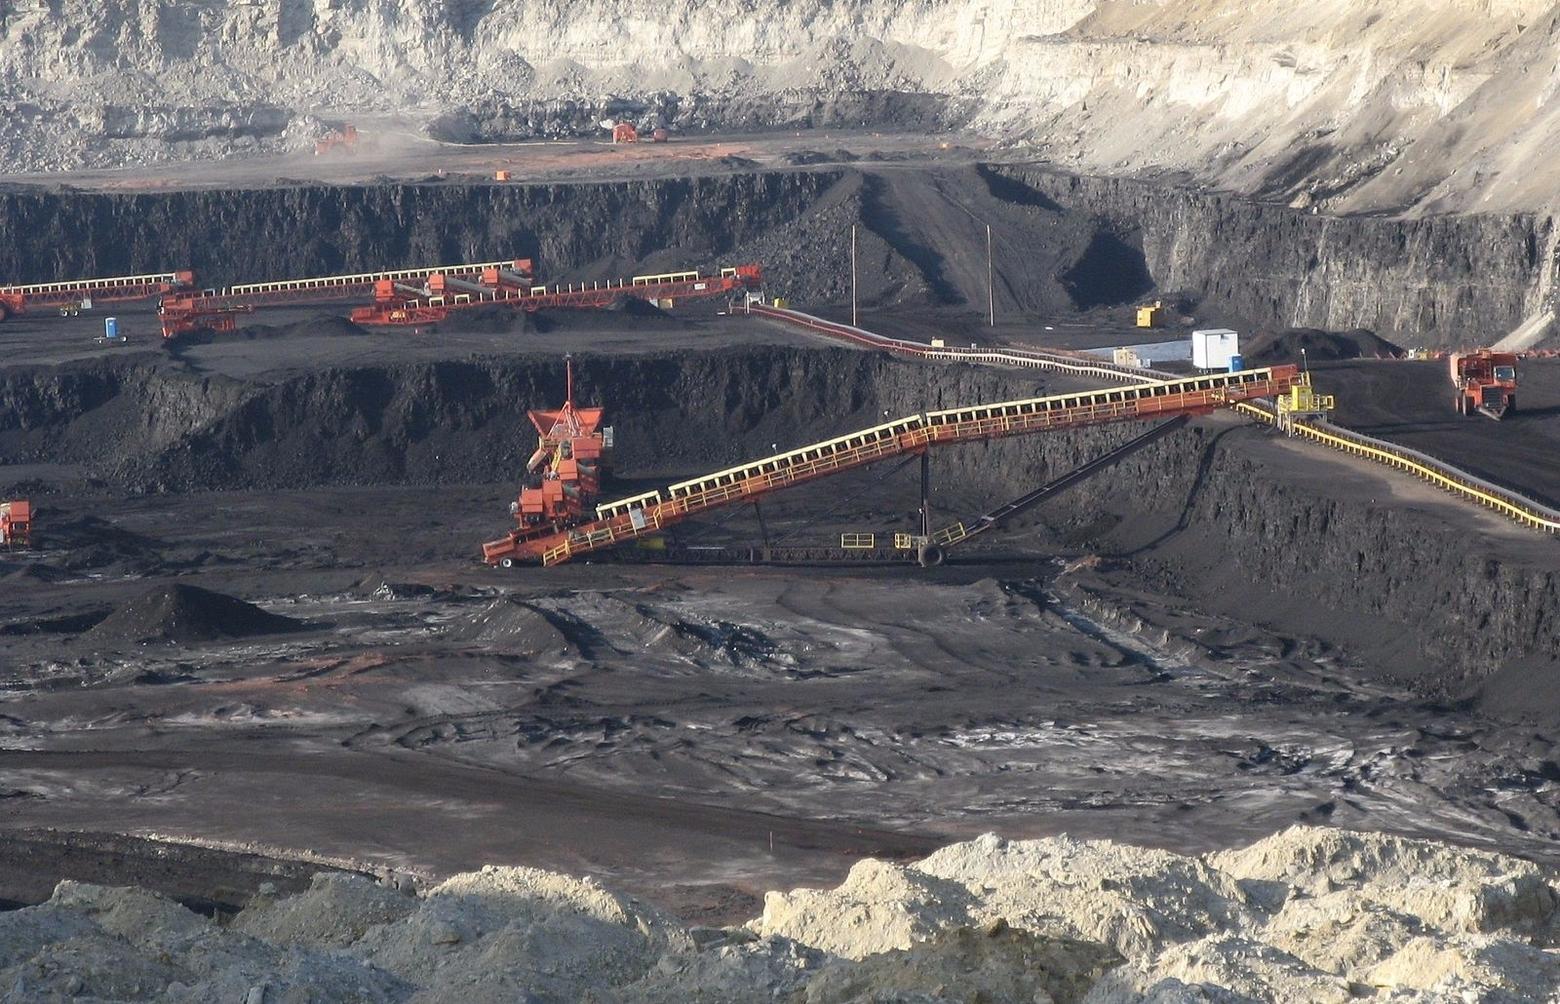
[
  {"left": 933, "top": 523, "right": 969, "bottom": 547},
  {"left": 2, "top": 271, "right": 186, "bottom": 295},
  {"left": 766, "top": 298, "right": 1560, "bottom": 541},
  {"left": 227, "top": 259, "right": 516, "bottom": 296},
  {"left": 1237, "top": 402, "right": 1560, "bottom": 532}
]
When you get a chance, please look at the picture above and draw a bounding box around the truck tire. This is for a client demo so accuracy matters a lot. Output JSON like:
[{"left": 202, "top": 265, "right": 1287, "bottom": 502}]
[
  {"left": 1508, "top": 396, "right": 1517, "bottom": 416},
  {"left": 0, "top": 302, "right": 9, "bottom": 322},
  {"left": 917, "top": 544, "right": 945, "bottom": 568},
  {"left": 499, "top": 556, "right": 515, "bottom": 569}
]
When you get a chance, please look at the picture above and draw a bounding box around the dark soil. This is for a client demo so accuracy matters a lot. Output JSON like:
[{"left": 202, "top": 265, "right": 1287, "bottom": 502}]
[
  {"left": 0, "top": 830, "right": 366, "bottom": 916},
  {"left": 1244, "top": 327, "right": 1405, "bottom": 363},
  {"left": 83, "top": 583, "right": 306, "bottom": 646},
  {"left": 1, "top": 162, "right": 1558, "bottom": 924},
  {"left": 1, "top": 164, "right": 1544, "bottom": 345}
]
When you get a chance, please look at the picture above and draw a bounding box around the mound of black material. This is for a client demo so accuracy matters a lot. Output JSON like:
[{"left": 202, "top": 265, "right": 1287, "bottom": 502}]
[
  {"left": 168, "top": 314, "right": 367, "bottom": 349},
  {"left": 606, "top": 296, "right": 673, "bottom": 318},
  {"left": 1244, "top": 327, "right": 1404, "bottom": 363},
  {"left": 432, "top": 306, "right": 537, "bottom": 334},
  {"left": 0, "top": 563, "right": 69, "bottom": 584},
  {"left": 258, "top": 315, "right": 369, "bottom": 339},
  {"left": 782, "top": 149, "right": 860, "bottom": 166},
  {"left": 83, "top": 584, "right": 305, "bottom": 645},
  {"left": 526, "top": 301, "right": 686, "bottom": 333}
]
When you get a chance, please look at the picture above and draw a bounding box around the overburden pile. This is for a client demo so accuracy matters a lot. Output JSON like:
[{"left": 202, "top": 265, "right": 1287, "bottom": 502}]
[
  {"left": 84, "top": 584, "right": 305, "bottom": 646},
  {"left": 1244, "top": 327, "right": 1406, "bottom": 363},
  {"left": 4, "top": 826, "right": 1557, "bottom": 1001}
]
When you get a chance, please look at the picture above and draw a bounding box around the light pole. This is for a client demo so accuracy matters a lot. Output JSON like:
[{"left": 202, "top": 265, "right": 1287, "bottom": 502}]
[
  {"left": 851, "top": 224, "right": 859, "bottom": 328},
  {"left": 986, "top": 222, "right": 995, "bottom": 328}
]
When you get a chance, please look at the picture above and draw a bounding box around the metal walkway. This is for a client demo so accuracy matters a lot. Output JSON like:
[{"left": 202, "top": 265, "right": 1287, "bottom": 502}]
[
  {"left": 351, "top": 265, "right": 763, "bottom": 327},
  {"left": 744, "top": 303, "right": 1158, "bottom": 382},
  {"left": 158, "top": 258, "right": 530, "bottom": 336},
  {"left": 1, "top": 269, "right": 195, "bottom": 320},
  {"left": 755, "top": 303, "right": 1560, "bottom": 537},
  {"left": 483, "top": 365, "right": 1299, "bottom": 566}
]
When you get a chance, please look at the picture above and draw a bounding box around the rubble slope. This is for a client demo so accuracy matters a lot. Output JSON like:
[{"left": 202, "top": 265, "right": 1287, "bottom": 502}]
[
  {"left": 5, "top": 826, "right": 1559, "bottom": 1001},
  {"left": 4, "top": 0, "right": 1560, "bottom": 213}
]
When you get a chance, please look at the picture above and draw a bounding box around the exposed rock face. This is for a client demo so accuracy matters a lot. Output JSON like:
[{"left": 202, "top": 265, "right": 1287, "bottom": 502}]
[
  {"left": 5, "top": 0, "right": 1560, "bottom": 213},
  {"left": 4, "top": 344, "right": 1560, "bottom": 710},
  {"left": 4, "top": 827, "right": 1558, "bottom": 1001},
  {"left": 1000, "top": 166, "right": 1560, "bottom": 344},
  {"left": 0, "top": 167, "right": 1552, "bottom": 343}
]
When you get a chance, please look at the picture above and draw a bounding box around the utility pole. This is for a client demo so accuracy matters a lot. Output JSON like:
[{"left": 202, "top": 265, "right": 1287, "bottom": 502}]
[
  {"left": 986, "top": 222, "right": 995, "bottom": 328},
  {"left": 851, "top": 224, "right": 859, "bottom": 328}
]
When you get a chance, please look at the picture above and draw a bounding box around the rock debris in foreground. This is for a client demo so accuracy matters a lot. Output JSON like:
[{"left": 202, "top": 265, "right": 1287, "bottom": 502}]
[{"left": 5, "top": 825, "right": 1560, "bottom": 1001}]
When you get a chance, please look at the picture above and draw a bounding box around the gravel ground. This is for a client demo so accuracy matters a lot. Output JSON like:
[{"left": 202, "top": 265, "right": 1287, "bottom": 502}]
[{"left": 1, "top": 310, "right": 1558, "bottom": 924}]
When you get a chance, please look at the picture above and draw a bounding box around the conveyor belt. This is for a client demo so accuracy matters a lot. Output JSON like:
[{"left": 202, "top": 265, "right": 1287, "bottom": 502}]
[
  {"left": 158, "top": 259, "right": 530, "bottom": 335},
  {"left": 352, "top": 265, "right": 762, "bottom": 326},
  {"left": 756, "top": 303, "right": 1560, "bottom": 538},
  {"left": 931, "top": 416, "right": 1189, "bottom": 550},
  {"left": 163, "top": 258, "right": 521, "bottom": 313},
  {"left": 744, "top": 303, "right": 1159, "bottom": 382},
  {"left": 0, "top": 269, "right": 195, "bottom": 319},
  {"left": 224, "top": 260, "right": 524, "bottom": 301},
  {"left": 1236, "top": 401, "right": 1560, "bottom": 532},
  {"left": 483, "top": 365, "right": 1299, "bottom": 566}
]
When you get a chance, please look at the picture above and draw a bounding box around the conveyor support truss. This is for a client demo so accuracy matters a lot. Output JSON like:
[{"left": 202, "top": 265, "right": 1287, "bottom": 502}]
[{"left": 483, "top": 365, "right": 1300, "bottom": 567}]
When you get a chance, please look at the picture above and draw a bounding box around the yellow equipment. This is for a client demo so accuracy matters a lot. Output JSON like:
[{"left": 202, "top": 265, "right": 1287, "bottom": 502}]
[
  {"left": 1136, "top": 302, "right": 1166, "bottom": 328},
  {"left": 1275, "top": 372, "right": 1336, "bottom": 435}
]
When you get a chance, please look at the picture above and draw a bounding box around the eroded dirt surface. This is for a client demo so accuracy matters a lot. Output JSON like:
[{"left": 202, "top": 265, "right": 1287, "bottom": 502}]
[
  {"left": 3, "top": 310, "right": 1560, "bottom": 925},
  {"left": 4, "top": 478, "right": 1560, "bottom": 923}
]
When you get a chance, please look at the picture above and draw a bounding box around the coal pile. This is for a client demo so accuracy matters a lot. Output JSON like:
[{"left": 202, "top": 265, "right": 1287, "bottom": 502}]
[
  {"left": 83, "top": 583, "right": 305, "bottom": 645},
  {"left": 247, "top": 315, "right": 369, "bottom": 340},
  {"left": 606, "top": 296, "right": 673, "bottom": 317},
  {"left": 782, "top": 149, "right": 860, "bottom": 165},
  {"left": 431, "top": 306, "right": 538, "bottom": 334},
  {"left": 444, "top": 596, "right": 573, "bottom": 655},
  {"left": 0, "top": 562, "right": 70, "bottom": 584},
  {"left": 1244, "top": 327, "right": 1404, "bottom": 363}
]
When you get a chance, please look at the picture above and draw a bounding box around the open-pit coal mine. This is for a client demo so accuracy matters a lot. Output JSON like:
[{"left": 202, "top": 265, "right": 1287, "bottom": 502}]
[{"left": 7, "top": 3, "right": 1560, "bottom": 994}]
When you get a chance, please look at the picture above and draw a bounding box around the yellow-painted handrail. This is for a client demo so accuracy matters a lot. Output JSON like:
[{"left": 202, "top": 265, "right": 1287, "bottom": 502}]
[
  {"left": 758, "top": 303, "right": 1560, "bottom": 539},
  {"left": 1237, "top": 402, "right": 1560, "bottom": 532}
]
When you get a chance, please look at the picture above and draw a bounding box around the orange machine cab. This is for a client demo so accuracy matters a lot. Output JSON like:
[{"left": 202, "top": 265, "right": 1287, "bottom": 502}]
[
  {"left": 510, "top": 360, "right": 611, "bottom": 529},
  {"left": 0, "top": 500, "right": 32, "bottom": 547},
  {"left": 1449, "top": 349, "right": 1518, "bottom": 419}
]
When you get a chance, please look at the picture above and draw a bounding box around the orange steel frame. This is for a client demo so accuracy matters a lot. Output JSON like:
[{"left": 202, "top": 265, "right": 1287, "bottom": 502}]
[
  {"left": 351, "top": 265, "right": 761, "bottom": 326},
  {"left": 483, "top": 365, "right": 1300, "bottom": 567}
]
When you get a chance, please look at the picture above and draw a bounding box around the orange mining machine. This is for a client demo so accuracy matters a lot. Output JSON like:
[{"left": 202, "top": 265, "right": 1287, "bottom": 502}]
[
  {"left": 351, "top": 264, "right": 760, "bottom": 327},
  {"left": 482, "top": 364, "right": 1302, "bottom": 568},
  {"left": 608, "top": 121, "right": 669, "bottom": 144},
  {"left": 1450, "top": 349, "right": 1518, "bottom": 419},
  {"left": 157, "top": 258, "right": 533, "bottom": 337},
  {"left": 506, "top": 358, "right": 612, "bottom": 540},
  {"left": 315, "top": 124, "right": 359, "bottom": 156},
  {"left": 1, "top": 500, "right": 32, "bottom": 548}
]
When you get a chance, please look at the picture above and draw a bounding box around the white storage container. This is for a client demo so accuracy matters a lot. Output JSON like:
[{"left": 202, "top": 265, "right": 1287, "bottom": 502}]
[{"left": 1192, "top": 328, "right": 1239, "bottom": 370}]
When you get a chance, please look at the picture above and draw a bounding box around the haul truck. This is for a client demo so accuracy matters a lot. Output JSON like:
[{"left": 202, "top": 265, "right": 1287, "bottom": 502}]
[{"left": 1450, "top": 349, "right": 1518, "bottom": 420}]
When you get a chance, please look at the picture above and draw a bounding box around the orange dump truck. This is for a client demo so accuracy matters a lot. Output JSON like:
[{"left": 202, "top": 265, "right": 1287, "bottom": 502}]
[
  {"left": 1450, "top": 349, "right": 1517, "bottom": 419},
  {"left": 1, "top": 500, "right": 31, "bottom": 547}
]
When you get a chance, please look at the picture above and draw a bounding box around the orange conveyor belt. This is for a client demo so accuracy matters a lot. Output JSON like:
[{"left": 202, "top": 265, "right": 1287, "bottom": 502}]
[{"left": 483, "top": 363, "right": 1300, "bottom": 567}]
